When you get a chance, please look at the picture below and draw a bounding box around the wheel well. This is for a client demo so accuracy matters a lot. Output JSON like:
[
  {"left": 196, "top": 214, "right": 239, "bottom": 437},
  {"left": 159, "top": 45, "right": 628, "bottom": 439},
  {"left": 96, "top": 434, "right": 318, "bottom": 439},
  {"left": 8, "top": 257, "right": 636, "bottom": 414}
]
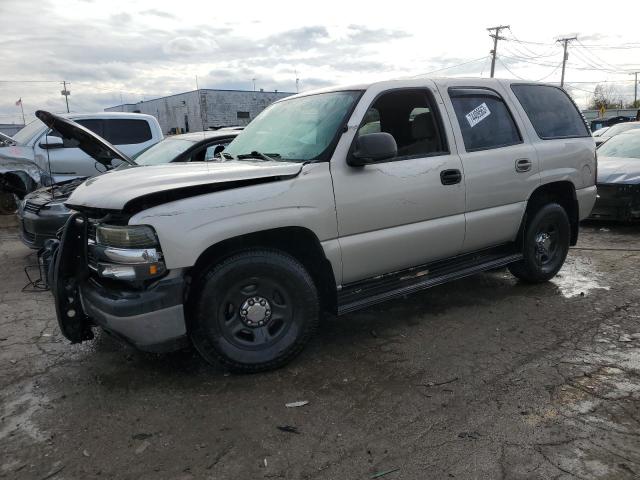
[
  {"left": 186, "top": 227, "right": 338, "bottom": 314},
  {"left": 523, "top": 181, "right": 579, "bottom": 246}
]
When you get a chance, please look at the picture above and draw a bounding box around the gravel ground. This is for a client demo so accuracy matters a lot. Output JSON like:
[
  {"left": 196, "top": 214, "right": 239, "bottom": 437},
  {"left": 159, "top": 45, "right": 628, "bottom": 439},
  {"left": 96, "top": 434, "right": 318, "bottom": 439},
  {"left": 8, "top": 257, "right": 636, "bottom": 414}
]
[{"left": 1, "top": 221, "right": 639, "bottom": 480}]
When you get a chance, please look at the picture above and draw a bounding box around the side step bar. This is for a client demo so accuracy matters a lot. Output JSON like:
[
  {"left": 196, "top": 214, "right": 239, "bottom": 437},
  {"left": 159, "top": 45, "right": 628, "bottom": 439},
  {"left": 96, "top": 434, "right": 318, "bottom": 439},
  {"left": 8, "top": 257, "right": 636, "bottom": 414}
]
[{"left": 337, "top": 249, "right": 523, "bottom": 315}]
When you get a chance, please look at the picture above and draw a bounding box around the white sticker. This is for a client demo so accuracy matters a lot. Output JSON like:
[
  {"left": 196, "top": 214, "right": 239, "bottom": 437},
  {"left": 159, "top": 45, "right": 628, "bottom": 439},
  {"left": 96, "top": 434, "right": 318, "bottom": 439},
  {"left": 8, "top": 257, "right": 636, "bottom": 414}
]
[{"left": 465, "top": 102, "right": 491, "bottom": 128}]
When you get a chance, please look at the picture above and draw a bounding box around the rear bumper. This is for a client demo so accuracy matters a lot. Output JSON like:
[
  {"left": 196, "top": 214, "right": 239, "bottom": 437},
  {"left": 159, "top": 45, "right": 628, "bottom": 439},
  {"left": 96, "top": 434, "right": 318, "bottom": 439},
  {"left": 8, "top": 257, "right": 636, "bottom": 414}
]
[
  {"left": 576, "top": 185, "right": 598, "bottom": 221},
  {"left": 589, "top": 183, "right": 640, "bottom": 221},
  {"left": 79, "top": 273, "right": 188, "bottom": 353}
]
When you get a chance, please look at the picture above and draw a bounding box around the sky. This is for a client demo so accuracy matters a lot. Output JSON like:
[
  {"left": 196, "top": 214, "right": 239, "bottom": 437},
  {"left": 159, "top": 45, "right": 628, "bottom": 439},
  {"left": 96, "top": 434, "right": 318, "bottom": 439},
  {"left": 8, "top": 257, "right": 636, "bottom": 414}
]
[{"left": 1, "top": 0, "right": 639, "bottom": 125}]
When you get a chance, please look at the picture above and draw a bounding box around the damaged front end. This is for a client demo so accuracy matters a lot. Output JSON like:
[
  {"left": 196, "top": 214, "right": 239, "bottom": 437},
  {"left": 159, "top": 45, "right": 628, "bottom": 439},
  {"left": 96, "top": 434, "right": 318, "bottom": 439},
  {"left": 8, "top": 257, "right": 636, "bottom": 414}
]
[
  {"left": 44, "top": 208, "right": 188, "bottom": 351},
  {"left": 590, "top": 183, "right": 640, "bottom": 221}
]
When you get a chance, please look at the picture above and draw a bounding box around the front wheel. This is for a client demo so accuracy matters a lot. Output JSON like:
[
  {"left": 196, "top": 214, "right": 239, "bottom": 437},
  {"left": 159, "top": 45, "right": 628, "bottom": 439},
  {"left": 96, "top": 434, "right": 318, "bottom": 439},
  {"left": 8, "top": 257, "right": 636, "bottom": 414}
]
[
  {"left": 190, "top": 250, "right": 320, "bottom": 373},
  {"left": 508, "top": 203, "right": 570, "bottom": 283}
]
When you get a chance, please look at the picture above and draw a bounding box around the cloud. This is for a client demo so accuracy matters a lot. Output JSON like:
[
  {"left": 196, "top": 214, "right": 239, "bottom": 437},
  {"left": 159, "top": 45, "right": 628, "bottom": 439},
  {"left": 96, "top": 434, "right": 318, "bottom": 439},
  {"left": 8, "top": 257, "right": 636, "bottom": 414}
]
[
  {"left": 140, "top": 9, "right": 175, "bottom": 19},
  {"left": 346, "top": 24, "right": 410, "bottom": 43}
]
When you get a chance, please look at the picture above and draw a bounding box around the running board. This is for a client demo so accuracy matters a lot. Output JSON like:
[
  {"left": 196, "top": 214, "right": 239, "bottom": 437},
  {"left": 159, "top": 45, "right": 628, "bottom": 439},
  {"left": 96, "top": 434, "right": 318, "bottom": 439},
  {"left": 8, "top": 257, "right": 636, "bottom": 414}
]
[{"left": 337, "top": 248, "right": 523, "bottom": 315}]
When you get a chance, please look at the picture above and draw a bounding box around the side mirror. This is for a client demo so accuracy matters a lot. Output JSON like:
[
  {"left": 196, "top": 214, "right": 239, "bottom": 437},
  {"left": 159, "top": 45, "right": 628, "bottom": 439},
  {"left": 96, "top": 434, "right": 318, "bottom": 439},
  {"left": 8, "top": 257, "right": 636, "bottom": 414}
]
[
  {"left": 349, "top": 132, "right": 397, "bottom": 167},
  {"left": 39, "top": 135, "right": 64, "bottom": 149}
]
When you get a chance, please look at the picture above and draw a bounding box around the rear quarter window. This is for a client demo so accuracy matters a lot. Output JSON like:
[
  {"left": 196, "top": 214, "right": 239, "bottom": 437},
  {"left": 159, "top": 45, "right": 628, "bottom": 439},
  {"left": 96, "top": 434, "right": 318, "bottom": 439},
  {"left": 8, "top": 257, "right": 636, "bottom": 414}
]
[
  {"left": 103, "top": 119, "right": 153, "bottom": 144},
  {"left": 511, "top": 84, "right": 589, "bottom": 140}
]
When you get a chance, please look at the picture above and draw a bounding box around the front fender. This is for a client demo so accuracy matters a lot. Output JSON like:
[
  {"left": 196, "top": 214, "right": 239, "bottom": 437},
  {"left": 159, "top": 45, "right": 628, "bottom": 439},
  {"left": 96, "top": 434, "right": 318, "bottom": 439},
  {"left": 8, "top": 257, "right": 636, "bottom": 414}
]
[{"left": 129, "top": 162, "right": 340, "bottom": 273}]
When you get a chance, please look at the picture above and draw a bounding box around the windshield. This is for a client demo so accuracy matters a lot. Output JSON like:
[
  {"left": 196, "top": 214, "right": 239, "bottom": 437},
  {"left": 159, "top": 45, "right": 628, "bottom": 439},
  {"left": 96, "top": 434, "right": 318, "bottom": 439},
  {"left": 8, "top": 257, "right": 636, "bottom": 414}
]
[
  {"left": 12, "top": 119, "right": 45, "bottom": 145},
  {"left": 134, "top": 138, "right": 196, "bottom": 165},
  {"left": 598, "top": 133, "right": 640, "bottom": 159},
  {"left": 225, "top": 90, "right": 361, "bottom": 162},
  {"left": 602, "top": 122, "right": 640, "bottom": 138}
]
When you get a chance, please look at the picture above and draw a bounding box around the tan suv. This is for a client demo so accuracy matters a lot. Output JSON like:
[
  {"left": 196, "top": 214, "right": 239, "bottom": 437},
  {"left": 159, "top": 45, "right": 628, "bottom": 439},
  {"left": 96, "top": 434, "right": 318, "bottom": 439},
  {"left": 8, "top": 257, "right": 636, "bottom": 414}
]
[{"left": 41, "top": 78, "right": 597, "bottom": 372}]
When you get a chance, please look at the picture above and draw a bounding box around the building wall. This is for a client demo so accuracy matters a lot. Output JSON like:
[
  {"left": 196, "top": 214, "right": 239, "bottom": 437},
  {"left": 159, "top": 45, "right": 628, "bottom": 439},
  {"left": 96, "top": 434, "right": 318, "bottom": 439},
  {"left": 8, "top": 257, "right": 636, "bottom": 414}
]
[{"left": 106, "top": 89, "right": 292, "bottom": 134}]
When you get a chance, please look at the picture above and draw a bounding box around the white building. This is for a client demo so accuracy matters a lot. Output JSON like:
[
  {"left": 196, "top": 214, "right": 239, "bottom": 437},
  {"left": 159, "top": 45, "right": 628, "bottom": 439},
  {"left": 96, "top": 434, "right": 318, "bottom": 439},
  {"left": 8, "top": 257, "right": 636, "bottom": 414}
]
[{"left": 106, "top": 89, "right": 293, "bottom": 134}]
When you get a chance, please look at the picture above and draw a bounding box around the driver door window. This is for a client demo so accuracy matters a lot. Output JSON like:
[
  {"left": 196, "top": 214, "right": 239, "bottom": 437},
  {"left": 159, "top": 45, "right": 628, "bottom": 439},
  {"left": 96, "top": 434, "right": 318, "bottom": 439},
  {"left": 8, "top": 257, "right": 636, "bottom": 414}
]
[{"left": 356, "top": 90, "right": 448, "bottom": 160}]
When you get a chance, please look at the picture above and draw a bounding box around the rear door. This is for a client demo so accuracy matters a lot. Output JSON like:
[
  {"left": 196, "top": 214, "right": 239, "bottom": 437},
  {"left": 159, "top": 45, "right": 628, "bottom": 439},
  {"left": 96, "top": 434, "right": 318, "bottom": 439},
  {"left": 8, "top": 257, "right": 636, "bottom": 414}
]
[
  {"left": 440, "top": 81, "right": 540, "bottom": 252},
  {"left": 331, "top": 83, "right": 467, "bottom": 284}
]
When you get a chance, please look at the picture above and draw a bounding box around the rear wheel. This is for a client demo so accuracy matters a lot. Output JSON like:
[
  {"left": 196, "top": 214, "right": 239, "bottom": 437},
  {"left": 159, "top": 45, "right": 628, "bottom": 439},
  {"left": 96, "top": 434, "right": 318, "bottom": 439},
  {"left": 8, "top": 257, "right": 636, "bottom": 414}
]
[
  {"left": 508, "top": 203, "right": 570, "bottom": 283},
  {"left": 190, "top": 249, "right": 320, "bottom": 373}
]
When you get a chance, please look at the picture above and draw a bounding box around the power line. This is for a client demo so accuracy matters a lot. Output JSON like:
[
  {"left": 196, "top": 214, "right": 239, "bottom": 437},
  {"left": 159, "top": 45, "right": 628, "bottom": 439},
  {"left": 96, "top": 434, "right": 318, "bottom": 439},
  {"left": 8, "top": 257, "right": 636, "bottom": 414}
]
[{"left": 411, "top": 56, "right": 489, "bottom": 77}]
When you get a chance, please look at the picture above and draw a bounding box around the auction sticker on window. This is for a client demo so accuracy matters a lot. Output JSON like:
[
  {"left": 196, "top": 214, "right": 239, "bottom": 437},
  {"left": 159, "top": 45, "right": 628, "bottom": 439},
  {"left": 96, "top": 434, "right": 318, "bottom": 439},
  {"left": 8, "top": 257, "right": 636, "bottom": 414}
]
[{"left": 465, "top": 102, "right": 491, "bottom": 128}]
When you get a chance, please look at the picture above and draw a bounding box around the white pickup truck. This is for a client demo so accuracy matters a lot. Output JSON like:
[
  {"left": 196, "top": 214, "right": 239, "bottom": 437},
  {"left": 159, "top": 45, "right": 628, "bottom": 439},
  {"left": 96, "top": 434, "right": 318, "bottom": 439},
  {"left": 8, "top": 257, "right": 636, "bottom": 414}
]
[
  {"left": 0, "top": 112, "right": 163, "bottom": 198},
  {"left": 41, "top": 77, "right": 597, "bottom": 373}
]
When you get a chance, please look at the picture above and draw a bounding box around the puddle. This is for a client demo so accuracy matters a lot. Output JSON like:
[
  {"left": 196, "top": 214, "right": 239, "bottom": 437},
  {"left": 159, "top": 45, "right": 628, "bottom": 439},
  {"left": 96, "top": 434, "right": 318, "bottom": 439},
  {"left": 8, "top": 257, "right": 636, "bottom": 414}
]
[{"left": 551, "top": 257, "right": 610, "bottom": 298}]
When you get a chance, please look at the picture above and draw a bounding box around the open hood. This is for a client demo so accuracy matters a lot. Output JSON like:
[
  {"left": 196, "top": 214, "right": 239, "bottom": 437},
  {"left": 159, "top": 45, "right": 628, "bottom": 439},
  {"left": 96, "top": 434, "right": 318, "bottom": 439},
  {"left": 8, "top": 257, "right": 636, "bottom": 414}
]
[
  {"left": 67, "top": 160, "right": 303, "bottom": 211},
  {"left": 597, "top": 156, "right": 640, "bottom": 184},
  {"left": 35, "top": 110, "right": 135, "bottom": 167}
]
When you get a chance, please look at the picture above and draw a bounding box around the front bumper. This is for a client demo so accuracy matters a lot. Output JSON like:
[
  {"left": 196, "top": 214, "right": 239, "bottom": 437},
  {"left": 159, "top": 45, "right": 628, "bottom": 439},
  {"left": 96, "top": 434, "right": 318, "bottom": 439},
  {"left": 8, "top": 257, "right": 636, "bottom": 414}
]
[
  {"left": 18, "top": 205, "right": 70, "bottom": 249},
  {"left": 80, "top": 274, "right": 188, "bottom": 352},
  {"left": 50, "top": 213, "right": 188, "bottom": 353},
  {"left": 589, "top": 183, "right": 640, "bottom": 221}
]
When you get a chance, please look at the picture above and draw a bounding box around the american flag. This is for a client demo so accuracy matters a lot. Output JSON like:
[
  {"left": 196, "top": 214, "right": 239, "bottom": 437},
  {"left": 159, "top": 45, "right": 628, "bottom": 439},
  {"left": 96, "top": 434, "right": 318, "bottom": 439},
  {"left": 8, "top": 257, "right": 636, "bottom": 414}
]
[{"left": 15, "top": 98, "right": 22, "bottom": 106}]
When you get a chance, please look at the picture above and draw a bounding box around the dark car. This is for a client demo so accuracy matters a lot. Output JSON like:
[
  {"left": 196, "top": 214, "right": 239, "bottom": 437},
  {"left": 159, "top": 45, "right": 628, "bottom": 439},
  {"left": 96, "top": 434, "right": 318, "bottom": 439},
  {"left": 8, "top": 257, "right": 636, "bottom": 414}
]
[
  {"left": 18, "top": 130, "right": 238, "bottom": 248},
  {"left": 589, "top": 129, "right": 640, "bottom": 221},
  {"left": 590, "top": 115, "right": 635, "bottom": 134},
  {"left": 593, "top": 121, "right": 640, "bottom": 147}
]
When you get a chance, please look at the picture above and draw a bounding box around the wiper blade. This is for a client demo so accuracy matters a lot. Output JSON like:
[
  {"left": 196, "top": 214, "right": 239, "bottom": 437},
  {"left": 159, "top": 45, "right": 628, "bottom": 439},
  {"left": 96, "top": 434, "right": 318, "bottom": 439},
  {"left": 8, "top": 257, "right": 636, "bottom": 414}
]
[
  {"left": 218, "top": 152, "right": 237, "bottom": 160},
  {"left": 236, "top": 151, "right": 281, "bottom": 161}
]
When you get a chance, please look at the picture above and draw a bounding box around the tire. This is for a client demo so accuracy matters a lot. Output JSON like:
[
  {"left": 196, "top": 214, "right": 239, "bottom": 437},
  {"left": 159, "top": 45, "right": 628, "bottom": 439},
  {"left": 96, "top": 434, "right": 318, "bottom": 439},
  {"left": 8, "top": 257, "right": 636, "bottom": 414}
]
[
  {"left": 508, "top": 203, "right": 570, "bottom": 283},
  {"left": 190, "top": 249, "right": 320, "bottom": 373},
  {"left": 0, "top": 191, "right": 17, "bottom": 215}
]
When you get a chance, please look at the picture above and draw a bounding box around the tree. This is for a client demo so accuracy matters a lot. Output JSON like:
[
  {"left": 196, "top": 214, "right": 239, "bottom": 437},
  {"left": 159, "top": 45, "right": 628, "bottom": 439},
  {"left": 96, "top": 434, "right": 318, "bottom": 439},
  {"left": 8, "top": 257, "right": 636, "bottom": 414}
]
[{"left": 588, "top": 83, "right": 619, "bottom": 110}]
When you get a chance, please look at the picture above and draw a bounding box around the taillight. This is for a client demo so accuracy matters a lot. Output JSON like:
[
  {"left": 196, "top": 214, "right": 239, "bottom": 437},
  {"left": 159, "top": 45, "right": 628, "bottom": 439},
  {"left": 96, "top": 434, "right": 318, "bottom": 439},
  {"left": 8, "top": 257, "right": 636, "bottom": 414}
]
[{"left": 594, "top": 150, "right": 598, "bottom": 184}]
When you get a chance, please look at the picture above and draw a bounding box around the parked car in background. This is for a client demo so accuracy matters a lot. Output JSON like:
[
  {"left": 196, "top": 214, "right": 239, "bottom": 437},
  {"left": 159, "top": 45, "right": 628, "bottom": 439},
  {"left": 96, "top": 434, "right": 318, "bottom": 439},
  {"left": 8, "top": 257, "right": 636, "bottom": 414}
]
[
  {"left": 593, "top": 121, "right": 640, "bottom": 146},
  {"left": 590, "top": 129, "right": 640, "bottom": 221},
  {"left": 590, "top": 115, "right": 635, "bottom": 133},
  {"left": 39, "top": 77, "right": 596, "bottom": 373},
  {"left": 592, "top": 126, "right": 609, "bottom": 138},
  {"left": 17, "top": 130, "right": 238, "bottom": 249},
  {"left": 0, "top": 113, "right": 163, "bottom": 199}
]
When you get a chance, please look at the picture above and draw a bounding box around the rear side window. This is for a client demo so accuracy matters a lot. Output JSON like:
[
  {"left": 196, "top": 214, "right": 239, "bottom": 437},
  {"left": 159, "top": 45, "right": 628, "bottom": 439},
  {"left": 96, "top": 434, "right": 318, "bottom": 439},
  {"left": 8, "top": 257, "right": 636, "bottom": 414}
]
[
  {"left": 449, "top": 88, "right": 521, "bottom": 152},
  {"left": 103, "top": 119, "right": 152, "bottom": 144},
  {"left": 511, "top": 84, "right": 589, "bottom": 139}
]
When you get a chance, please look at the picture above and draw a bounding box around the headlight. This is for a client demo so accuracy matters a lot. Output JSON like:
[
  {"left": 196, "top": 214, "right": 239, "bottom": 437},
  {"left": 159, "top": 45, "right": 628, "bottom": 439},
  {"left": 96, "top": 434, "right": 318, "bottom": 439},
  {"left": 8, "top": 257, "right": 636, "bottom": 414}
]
[
  {"left": 42, "top": 202, "right": 70, "bottom": 213},
  {"left": 91, "top": 224, "right": 165, "bottom": 282},
  {"left": 96, "top": 224, "right": 158, "bottom": 249}
]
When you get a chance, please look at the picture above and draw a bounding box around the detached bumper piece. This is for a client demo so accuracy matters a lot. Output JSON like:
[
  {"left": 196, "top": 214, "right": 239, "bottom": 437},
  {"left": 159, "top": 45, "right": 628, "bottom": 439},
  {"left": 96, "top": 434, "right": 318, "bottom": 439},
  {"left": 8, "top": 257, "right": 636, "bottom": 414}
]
[
  {"left": 52, "top": 213, "right": 94, "bottom": 343},
  {"left": 590, "top": 184, "right": 640, "bottom": 221}
]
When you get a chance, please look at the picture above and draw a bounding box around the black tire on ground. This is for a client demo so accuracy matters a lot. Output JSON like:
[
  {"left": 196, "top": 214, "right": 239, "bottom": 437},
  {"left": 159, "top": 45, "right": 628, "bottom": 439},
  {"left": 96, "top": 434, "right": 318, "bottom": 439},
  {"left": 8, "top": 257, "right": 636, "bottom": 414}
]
[
  {"left": 508, "top": 203, "right": 570, "bottom": 283},
  {"left": 0, "top": 191, "right": 17, "bottom": 215},
  {"left": 190, "top": 249, "right": 320, "bottom": 373}
]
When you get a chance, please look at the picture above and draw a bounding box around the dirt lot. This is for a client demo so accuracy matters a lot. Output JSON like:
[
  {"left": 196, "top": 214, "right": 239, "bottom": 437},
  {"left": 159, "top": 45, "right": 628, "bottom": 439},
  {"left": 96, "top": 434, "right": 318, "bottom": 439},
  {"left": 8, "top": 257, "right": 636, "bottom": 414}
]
[{"left": 1, "top": 221, "right": 639, "bottom": 480}]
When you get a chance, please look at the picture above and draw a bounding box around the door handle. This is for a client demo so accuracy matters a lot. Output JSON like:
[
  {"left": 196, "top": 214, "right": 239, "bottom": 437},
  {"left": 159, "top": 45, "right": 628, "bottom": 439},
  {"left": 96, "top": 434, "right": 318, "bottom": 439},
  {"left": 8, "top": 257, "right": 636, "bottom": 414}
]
[
  {"left": 515, "top": 158, "right": 532, "bottom": 173},
  {"left": 440, "top": 169, "right": 462, "bottom": 185}
]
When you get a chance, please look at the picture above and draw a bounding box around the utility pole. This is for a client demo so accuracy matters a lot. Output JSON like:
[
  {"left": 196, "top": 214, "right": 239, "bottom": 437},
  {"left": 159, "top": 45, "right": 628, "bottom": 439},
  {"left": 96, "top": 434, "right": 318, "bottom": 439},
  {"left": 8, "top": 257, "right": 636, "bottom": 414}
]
[
  {"left": 630, "top": 72, "right": 639, "bottom": 107},
  {"left": 61, "top": 81, "right": 70, "bottom": 113},
  {"left": 487, "top": 25, "right": 509, "bottom": 78},
  {"left": 557, "top": 37, "right": 577, "bottom": 88}
]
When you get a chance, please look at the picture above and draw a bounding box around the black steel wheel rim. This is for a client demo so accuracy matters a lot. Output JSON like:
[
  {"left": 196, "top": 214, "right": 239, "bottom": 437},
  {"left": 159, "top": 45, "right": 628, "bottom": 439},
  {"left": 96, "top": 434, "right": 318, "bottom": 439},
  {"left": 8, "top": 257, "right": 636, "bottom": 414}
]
[
  {"left": 534, "top": 219, "right": 560, "bottom": 267},
  {"left": 217, "top": 276, "right": 293, "bottom": 349}
]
